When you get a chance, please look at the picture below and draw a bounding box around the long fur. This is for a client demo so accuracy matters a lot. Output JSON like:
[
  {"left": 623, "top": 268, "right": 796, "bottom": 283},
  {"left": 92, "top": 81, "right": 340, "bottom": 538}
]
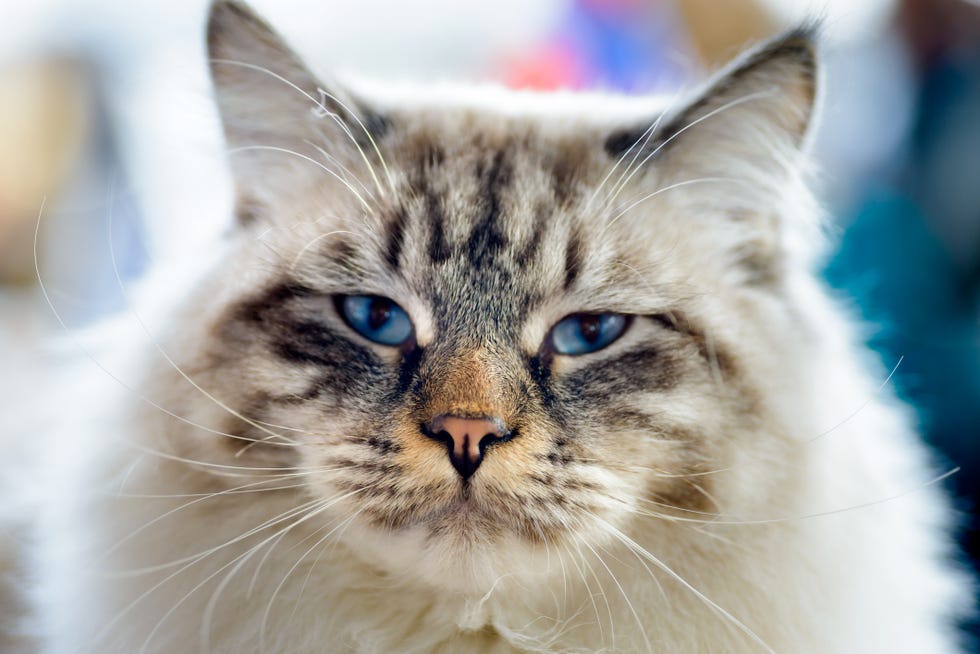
[{"left": 8, "top": 2, "right": 972, "bottom": 652}]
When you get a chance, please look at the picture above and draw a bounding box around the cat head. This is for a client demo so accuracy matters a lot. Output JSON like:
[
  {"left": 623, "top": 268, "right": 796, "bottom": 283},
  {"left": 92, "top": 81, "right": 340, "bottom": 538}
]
[{"left": 158, "top": 0, "right": 820, "bottom": 592}]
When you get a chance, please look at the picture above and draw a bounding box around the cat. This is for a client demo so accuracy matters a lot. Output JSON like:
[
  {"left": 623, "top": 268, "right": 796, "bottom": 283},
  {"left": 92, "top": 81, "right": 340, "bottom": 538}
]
[{"left": 17, "top": 0, "right": 972, "bottom": 652}]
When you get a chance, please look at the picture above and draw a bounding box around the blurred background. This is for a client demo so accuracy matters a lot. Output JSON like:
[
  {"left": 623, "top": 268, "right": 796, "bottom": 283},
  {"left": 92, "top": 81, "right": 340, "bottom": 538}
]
[{"left": 0, "top": 0, "right": 977, "bottom": 644}]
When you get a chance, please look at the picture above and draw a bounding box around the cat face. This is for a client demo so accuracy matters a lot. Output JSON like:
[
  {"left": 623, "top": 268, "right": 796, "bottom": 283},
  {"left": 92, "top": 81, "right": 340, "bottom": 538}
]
[{"left": 157, "top": 1, "right": 818, "bottom": 591}]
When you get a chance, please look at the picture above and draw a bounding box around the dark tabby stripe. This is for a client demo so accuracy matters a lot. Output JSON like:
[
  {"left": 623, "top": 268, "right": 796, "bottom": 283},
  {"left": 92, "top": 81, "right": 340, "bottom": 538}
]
[
  {"left": 384, "top": 207, "right": 408, "bottom": 270},
  {"left": 562, "top": 343, "right": 680, "bottom": 398},
  {"left": 426, "top": 187, "right": 451, "bottom": 263},
  {"left": 603, "top": 125, "right": 651, "bottom": 159},
  {"left": 466, "top": 150, "right": 511, "bottom": 268},
  {"left": 563, "top": 228, "right": 583, "bottom": 290},
  {"left": 234, "top": 282, "right": 316, "bottom": 324},
  {"left": 233, "top": 282, "right": 385, "bottom": 395},
  {"left": 513, "top": 203, "right": 548, "bottom": 266},
  {"left": 365, "top": 435, "right": 402, "bottom": 455},
  {"left": 359, "top": 108, "right": 391, "bottom": 143},
  {"left": 330, "top": 238, "right": 360, "bottom": 271},
  {"left": 655, "top": 312, "right": 738, "bottom": 378},
  {"left": 527, "top": 354, "right": 558, "bottom": 413},
  {"left": 550, "top": 149, "right": 582, "bottom": 207}
]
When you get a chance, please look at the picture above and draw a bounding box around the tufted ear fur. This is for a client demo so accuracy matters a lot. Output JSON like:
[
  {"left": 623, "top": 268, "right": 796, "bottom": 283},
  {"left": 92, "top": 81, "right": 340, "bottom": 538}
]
[
  {"left": 606, "top": 26, "right": 821, "bottom": 283},
  {"left": 608, "top": 26, "right": 818, "bottom": 168},
  {"left": 206, "top": 0, "right": 387, "bottom": 224}
]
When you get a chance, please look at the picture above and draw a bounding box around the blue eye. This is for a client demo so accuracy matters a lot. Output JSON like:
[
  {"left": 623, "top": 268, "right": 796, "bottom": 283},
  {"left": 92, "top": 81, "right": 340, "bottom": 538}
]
[
  {"left": 338, "top": 295, "right": 414, "bottom": 347},
  {"left": 550, "top": 313, "right": 629, "bottom": 356}
]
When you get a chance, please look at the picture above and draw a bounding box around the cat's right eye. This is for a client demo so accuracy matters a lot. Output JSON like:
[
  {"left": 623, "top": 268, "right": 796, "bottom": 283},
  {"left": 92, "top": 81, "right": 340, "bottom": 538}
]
[{"left": 337, "top": 295, "right": 415, "bottom": 347}]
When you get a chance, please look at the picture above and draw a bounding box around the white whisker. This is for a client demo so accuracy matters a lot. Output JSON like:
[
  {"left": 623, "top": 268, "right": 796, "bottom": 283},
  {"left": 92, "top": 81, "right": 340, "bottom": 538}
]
[
  {"left": 313, "top": 86, "right": 397, "bottom": 196},
  {"left": 594, "top": 516, "right": 775, "bottom": 654},
  {"left": 304, "top": 139, "right": 376, "bottom": 200},
  {"left": 603, "top": 177, "right": 743, "bottom": 235},
  {"left": 601, "top": 88, "right": 778, "bottom": 211},
  {"left": 806, "top": 355, "right": 905, "bottom": 443},
  {"left": 287, "top": 229, "right": 357, "bottom": 273},
  {"left": 595, "top": 90, "right": 683, "bottom": 209},
  {"left": 136, "top": 498, "right": 338, "bottom": 654},
  {"left": 229, "top": 145, "right": 374, "bottom": 214},
  {"left": 209, "top": 58, "right": 392, "bottom": 198},
  {"left": 582, "top": 540, "right": 651, "bottom": 652}
]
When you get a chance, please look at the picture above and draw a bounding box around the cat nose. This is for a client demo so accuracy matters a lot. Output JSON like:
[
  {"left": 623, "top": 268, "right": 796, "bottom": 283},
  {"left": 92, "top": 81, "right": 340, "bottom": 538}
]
[{"left": 424, "top": 414, "right": 511, "bottom": 480}]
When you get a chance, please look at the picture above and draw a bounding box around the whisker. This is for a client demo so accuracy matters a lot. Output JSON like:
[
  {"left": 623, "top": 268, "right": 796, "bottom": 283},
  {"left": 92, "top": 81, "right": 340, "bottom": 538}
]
[
  {"left": 630, "top": 466, "right": 959, "bottom": 526},
  {"left": 112, "top": 481, "right": 311, "bottom": 500},
  {"left": 601, "top": 88, "right": 779, "bottom": 211},
  {"left": 284, "top": 506, "right": 363, "bottom": 626},
  {"left": 304, "top": 139, "right": 376, "bottom": 200},
  {"left": 603, "top": 177, "right": 744, "bottom": 235},
  {"left": 98, "top": 496, "right": 326, "bottom": 646},
  {"left": 259, "top": 505, "right": 369, "bottom": 649},
  {"left": 573, "top": 540, "right": 615, "bottom": 650},
  {"left": 199, "top": 528, "right": 271, "bottom": 654},
  {"left": 229, "top": 144, "right": 373, "bottom": 215},
  {"left": 245, "top": 502, "right": 356, "bottom": 599},
  {"left": 313, "top": 86, "right": 397, "bottom": 196},
  {"left": 109, "top": 496, "right": 327, "bottom": 579},
  {"left": 103, "top": 186, "right": 309, "bottom": 452},
  {"left": 593, "top": 515, "right": 775, "bottom": 654},
  {"left": 563, "top": 543, "right": 606, "bottom": 649},
  {"left": 587, "top": 102, "right": 668, "bottom": 211},
  {"left": 582, "top": 540, "right": 651, "bottom": 652},
  {"left": 596, "top": 91, "right": 684, "bottom": 209},
  {"left": 111, "top": 440, "right": 342, "bottom": 477},
  {"left": 104, "top": 475, "right": 313, "bottom": 558},
  {"left": 135, "top": 497, "right": 341, "bottom": 654},
  {"left": 209, "top": 58, "right": 392, "bottom": 198},
  {"left": 287, "top": 229, "right": 358, "bottom": 273},
  {"left": 32, "top": 198, "right": 306, "bottom": 460},
  {"left": 806, "top": 355, "right": 905, "bottom": 443}
]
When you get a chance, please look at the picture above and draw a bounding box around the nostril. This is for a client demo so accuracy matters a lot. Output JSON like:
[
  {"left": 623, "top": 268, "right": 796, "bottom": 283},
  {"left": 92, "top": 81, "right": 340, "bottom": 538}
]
[
  {"left": 431, "top": 429, "right": 453, "bottom": 445},
  {"left": 423, "top": 414, "right": 514, "bottom": 480},
  {"left": 478, "top": 428, "right": 510, "bottom": 448}
]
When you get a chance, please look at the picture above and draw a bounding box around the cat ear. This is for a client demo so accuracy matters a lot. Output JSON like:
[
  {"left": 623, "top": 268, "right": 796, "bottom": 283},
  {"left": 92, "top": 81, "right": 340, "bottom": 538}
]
[
  {"left": 206, "top": 0, "right": 385, "bottom": 223},
  {"left": 606, "top": 26, "right": 820, "bottom": 283},
  {"left": 608, "top": 25, "right": 818, "bottom": 167}
]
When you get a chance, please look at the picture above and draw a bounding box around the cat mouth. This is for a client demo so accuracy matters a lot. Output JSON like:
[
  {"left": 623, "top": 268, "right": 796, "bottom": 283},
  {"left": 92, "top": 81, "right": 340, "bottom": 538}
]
[
  {"left": 423, "top": 491, "right": 500, "bottom": 529},
  {"left": 438, "top": 492, "right": 484, "bottom": 518}
]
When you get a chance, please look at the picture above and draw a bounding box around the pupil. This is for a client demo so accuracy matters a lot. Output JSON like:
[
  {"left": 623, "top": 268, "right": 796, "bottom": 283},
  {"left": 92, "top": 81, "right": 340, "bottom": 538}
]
[
  {"left": 368, "top": 299, "right": 392, "bottom": 330},
  {"left": 579, "top": 315, "right": 601, "bottom": 343}
]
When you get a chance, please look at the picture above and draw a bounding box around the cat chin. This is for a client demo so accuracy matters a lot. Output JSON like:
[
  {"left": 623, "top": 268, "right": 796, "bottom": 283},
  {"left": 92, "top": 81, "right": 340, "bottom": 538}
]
[
  {"left": 312, "top": 470, "right": 639, "bottom": 598},
  {"left": 336, "top": 513, "right": 573, "bottom": 597}
]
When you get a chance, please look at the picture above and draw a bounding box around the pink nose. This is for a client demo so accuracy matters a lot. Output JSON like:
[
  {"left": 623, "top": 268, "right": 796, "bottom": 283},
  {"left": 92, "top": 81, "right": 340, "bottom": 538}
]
[{"left": 425, "top": 414, "right": 510, "bottom": 480}]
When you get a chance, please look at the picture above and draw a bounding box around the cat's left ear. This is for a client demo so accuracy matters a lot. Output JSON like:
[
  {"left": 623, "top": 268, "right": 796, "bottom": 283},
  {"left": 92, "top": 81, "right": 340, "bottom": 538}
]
[
  {"left": 609, "top": 25, "right": 818, "bottom": 167},
  {"left": 606, "top": 26, "right": 820, "bottom": 281},
  {"left": 206, "top": 0, "right": 386, "bottom": 222}
]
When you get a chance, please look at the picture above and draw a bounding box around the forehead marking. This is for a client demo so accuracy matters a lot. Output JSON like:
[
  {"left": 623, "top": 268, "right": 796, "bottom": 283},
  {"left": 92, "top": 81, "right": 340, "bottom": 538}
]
[
  {"left": 391, "top": 129, "right": 602, "bottom": 290},
  {"left": 465, "top": 149, "right": 511, "bottom": 269},
  {"left": 425, "top": 183, "right": 452, "bottom": 264}
]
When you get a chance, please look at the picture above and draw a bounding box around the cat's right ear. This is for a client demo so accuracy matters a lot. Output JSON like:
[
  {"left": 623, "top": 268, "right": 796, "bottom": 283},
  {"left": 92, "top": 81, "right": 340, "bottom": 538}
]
[{"left": 206, "top": 0, "right": 386, "bottom": 223}]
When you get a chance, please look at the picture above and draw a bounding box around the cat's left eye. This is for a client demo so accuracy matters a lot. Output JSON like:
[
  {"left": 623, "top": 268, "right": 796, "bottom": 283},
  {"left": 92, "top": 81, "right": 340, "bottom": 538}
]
[
  {"left": 337, "top": 295, "right": 415, "bottom": 347},
  {"left": 549, "top": 313, "right": 630, "bottom": 356}
]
